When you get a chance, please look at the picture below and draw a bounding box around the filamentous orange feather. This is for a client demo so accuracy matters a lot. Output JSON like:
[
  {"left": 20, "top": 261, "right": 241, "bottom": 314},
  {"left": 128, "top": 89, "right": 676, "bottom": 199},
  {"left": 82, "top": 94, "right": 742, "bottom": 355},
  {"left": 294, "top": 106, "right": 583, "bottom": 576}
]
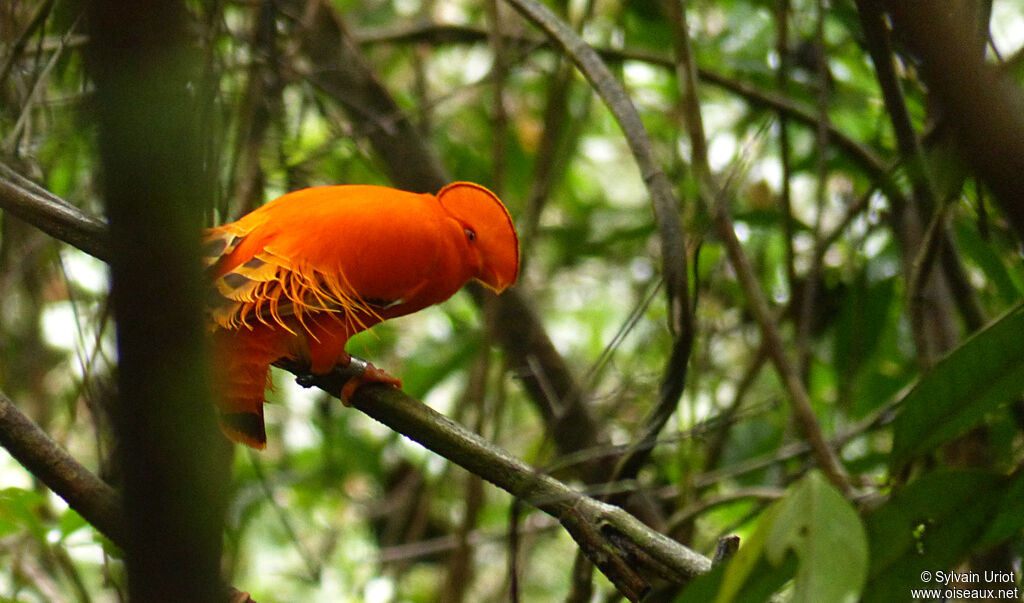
[{"left": 204, "top": 182, "right": 519, "bottom": 448}]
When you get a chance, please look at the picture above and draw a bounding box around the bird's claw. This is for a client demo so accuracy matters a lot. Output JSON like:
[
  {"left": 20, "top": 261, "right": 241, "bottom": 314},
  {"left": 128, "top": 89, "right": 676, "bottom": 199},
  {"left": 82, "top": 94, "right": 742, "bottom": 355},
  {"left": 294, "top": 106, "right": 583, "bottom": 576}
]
[
  {"left": 340, "top": 357, "right": 402, "bottom": 405},
  {"left": 295, "top": 372, "right": 316, "bottom": 388}
]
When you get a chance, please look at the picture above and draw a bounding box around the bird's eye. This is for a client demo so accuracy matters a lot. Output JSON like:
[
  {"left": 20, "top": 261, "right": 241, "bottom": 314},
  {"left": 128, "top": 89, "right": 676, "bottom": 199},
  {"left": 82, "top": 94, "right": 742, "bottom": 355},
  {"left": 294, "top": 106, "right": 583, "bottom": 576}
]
[{"left": 465, "top": 228, "right": 476, "bottom": 241}]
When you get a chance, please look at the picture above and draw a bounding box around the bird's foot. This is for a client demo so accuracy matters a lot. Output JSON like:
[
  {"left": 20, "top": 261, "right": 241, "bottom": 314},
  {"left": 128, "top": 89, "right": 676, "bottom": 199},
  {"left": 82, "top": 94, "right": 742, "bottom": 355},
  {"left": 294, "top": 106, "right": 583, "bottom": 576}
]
[{"left": 340, "top": 357, "right": 402, "bottom": 405}]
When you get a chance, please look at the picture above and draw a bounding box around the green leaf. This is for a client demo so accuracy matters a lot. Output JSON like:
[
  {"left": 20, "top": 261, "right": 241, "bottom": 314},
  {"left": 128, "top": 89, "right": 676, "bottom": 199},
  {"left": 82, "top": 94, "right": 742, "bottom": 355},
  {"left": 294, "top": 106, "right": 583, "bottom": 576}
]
[
  {"left": 0, "top": 516, "right": 18, "bottom": 540},
  {"left": 710, "top": 472, "right": 866, "bottom": 603},
  {"left": 0, "top": 488, "right": 48, "bottom": 543},
  {"left": 864, "top": 470, "right": 1001, "bottom": 603},
  {"left": 714, "top": 502, "right": 779, "bottom": 603},
  {"left": 955, "top": 222, "right": 1022, "bottom": 304},
  {"left": 58, "top": 508, "right": 88, "bottom": 540},
  {"left": 400, "top": 336, "right": 479, "bottom": 401},
  {"left": 679, "top": 553, "right": 794, "bottom": 603},
  {"left": 979, "top": 469, "right": 1024, "bottom": 548},
  {"left": 891, "top": 304, "right": 1024, "bottom": 470},
  {"left": 765, "top": 472, "right": 868, "bottom": 603},
  {"left": 834, "top": 275, "right": 899, "bottom": 417}
]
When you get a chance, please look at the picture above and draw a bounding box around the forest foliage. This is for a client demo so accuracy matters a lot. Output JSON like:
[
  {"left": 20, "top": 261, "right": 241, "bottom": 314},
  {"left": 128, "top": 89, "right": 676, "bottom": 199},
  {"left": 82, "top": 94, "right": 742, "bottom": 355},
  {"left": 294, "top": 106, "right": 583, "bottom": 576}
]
[{"left": 2, "top": 0, "right": 1024, "bottom": 601}]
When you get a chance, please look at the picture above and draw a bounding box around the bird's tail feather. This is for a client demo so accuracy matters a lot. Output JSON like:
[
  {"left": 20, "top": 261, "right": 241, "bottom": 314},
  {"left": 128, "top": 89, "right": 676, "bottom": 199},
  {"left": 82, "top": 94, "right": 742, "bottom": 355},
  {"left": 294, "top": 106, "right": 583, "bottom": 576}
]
[{"left": 213, "top": 327, "right": 283, "bottom": 450}]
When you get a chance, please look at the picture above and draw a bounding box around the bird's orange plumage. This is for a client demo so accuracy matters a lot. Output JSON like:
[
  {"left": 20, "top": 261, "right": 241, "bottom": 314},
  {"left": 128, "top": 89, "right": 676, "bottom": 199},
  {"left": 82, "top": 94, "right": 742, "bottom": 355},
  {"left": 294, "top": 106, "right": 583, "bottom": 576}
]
[{"left": 204, "top": 182, "right": 519, "bottom": 448}]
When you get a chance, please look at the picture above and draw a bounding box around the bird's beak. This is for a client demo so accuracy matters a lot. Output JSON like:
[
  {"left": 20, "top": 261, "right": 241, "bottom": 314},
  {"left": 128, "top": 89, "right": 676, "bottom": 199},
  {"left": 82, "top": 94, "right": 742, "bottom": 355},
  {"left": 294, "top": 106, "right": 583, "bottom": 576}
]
[{"left": 477, "top": 265, "right": 515, "bottom": 294}]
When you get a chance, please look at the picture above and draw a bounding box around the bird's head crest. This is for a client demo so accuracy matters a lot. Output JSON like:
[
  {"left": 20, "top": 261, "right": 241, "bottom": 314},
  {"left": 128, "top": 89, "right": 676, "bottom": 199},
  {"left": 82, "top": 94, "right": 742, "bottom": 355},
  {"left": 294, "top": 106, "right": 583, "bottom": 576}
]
[{"left": 437, "top": 182, "right": 519, "bottom": 293}]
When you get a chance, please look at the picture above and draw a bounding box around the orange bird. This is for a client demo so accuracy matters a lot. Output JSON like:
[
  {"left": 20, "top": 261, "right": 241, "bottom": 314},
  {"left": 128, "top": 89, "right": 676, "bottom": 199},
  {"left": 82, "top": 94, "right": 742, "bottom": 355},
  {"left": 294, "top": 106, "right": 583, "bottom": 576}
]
[{"left": 203, "top": 182, "right": 519, "bottom": 449}]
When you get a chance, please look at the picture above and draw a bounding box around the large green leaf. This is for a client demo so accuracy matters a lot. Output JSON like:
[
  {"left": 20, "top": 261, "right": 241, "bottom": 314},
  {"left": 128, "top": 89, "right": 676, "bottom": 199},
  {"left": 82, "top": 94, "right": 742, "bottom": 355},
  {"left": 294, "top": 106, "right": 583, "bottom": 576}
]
[
  {"left": 704, "top": 472, "right": 867, "bottom": 603},
  {"left": 891, "top": 304, "right": 1024, "bottom": 471},
  {"left": 834, "top": 274, "right": 900, "bottom": 417},
  {"left": 765, "top": 472, "right": 868, "bottom": 603},
  {"left": 0, "top": 488, "right": 48, "bottom": 543}
]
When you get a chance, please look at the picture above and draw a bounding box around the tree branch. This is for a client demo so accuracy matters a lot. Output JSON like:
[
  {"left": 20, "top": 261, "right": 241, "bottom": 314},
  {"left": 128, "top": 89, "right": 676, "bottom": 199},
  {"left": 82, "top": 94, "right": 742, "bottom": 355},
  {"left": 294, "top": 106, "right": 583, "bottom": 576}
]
[
  {"left": 276, "top": 359, "right": 713, "bottom": 599},
  {"left": 0, "top": 162, "right": 111, "bottom": 262},
  {"left": 0, "top": 389, "right": 126, "bottom": 547},
  {"left": 885, "top": 0, "right": 1024, "bottom": 242}
]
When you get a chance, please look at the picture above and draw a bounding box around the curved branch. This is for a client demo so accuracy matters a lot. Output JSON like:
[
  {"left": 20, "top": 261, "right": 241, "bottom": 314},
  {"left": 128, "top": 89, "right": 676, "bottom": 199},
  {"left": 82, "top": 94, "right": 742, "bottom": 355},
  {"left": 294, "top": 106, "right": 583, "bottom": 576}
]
[
  {"left": 500, "top": 0, "right": 692, "bottom": 342},
  {"left": 498, "top": 0, "right": 698, "bottom": 522}
]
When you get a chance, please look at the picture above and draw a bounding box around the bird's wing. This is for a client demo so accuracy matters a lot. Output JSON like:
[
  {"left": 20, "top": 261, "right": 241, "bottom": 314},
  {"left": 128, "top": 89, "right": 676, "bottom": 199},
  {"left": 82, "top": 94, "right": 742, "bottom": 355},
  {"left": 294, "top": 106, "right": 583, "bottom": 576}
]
[
  {"left": 203, "top": 185, "right": 462, "bottom": 336},
  {"left": 202, "top": 222, "right": 387, "bottom": 335}
]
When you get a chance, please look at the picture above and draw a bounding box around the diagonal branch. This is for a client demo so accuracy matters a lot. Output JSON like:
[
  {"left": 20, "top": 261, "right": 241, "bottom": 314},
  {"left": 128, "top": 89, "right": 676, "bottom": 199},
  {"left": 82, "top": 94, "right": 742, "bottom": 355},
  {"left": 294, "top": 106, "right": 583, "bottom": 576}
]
[
  {"left": 0, "top": 389, "right": 126, "bottom": 546},
  {"left": 276, "top": 359, "right": 713, "bottom": 599},
  {"left": 0, "top": 162, "right": 111, "bottom": 262},
  {"left": 0, "top": 169, "right": 712, "bottom": 600}
]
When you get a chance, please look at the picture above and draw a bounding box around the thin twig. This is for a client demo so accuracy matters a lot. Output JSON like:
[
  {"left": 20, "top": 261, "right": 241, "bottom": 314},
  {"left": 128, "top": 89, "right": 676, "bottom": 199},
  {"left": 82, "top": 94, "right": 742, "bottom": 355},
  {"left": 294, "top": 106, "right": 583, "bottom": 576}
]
[
  {"left": 692, "top": 396, "right": 896, "bottom": 491},
  {"left": 906, "top": 201, "right": 954, "bottom": 367},
  {"left": 486, "top": 0, "right": 509, "bottom": 196},
  {"left": 4, "top": 14, "right": 79, "bottom": 155},
  {"left": 517, "top": 58, "right": 577, "bottom": 262},
  {"left": 708, "top": 200, "right": 852, "bottom": 493},
  {"left": 0, "top": 0, "right": 56, "bottom": 91},
  {"left": 669, "top": 0, "right": 852, "bottom": 495},
  {"left": 857, "top": 0, "right": 982, "bottom": 367},
  {"left": 667, "top": 487, "right": 785, "bottom": 532},
  {"left": 500, "top": 0, "right": 697, "bottom": 530},
  {"left": 775, "top": 0, "right": 796, "bottom": 297},
  {"left": 249, "top": 455, "right": 322, "bottom": 581},
  {"left": 795, "top": 0, "right": 830, "bottom": 380},
  {"left": 355, "top": 22, "right": 896, "bottom": 194}
]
